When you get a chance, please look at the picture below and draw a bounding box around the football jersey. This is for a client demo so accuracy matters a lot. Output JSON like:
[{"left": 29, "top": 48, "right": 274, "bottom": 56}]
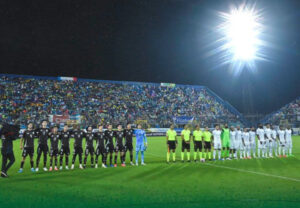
[
  {"left": 278, "top": 130, "right": 285, "bottom": 141},
  {"left": 72, "top": 130, "right": 85, "bottom": 147},
  {"left": 49, "top": 132, "right": 60, "bottom": 150},
  {"left": 114, "top": 130, "right": 125, "bottom": 145},
  {"left": 60, "top": 130, "right": 71, "bottom": 148},
  {"left": 212, "top": 130, "right": 221, "bottom": 143},
  {"left": 249, "top": 131, "right": 256, "bottom": 143},
  {"left": 105, "top": 130, "right": 114, "bottom": 146},
  {"left": 203, "top": 131, "right": 212, "bottom": 142},
  {"left": 85, "top": 131, "right": 94, "bottom": 148},
  {"left": 285, "top": 129, "right": 292, "bottom": 141},
  {"left": 181, "top": 129, "right": 191, "bottom": 142},
  {"left": 94, "top": 131, "right": 105, "bottom": 147},
  {"left": 36, "top": 128, "right": 50, "bottom": 145},
  {"left": 167, "top": 129, "right": 177, "bottom": 141},
  {"left": 22, "top": 129, "right": 36, "bottom": 148},
  {"left": 230, "top": 131, "right": 236, "bottom": 141},
  {"left": 256, "top": 128, "right": 265, "bottom": 141},
  {"left": 124, "top": 129, "right": 134, "bottom": 144},
  {"left": 235, "top": 130, "right": 242, "bottom": 141},
  {"left": 242, "top": 132, "right": 250, "bottom": 144},
  {"left": 271, "top": 130, "right": 277, "bottom": 140},
  {"left": 264, "top": 128, "right": 272, "bottom": 140}
]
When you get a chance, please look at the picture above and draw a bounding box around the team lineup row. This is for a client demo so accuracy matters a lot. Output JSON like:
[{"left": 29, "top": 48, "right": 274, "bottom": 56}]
[
  {"left": 1, "top": 121, "right": 294, "bottom": 177},
  {"left": 166, "top": 124, "right": 293, "bottom": 163},
  {"left": 4, "top": 121, "right": 148, "bottom": 174}
]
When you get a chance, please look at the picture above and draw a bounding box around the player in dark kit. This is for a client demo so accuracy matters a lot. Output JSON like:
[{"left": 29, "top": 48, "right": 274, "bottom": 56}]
[
  {"left": 83, "top": 126, "right": 95, "bottom": 168},
  {"left": 94, "top": 125, "right": 107, "bottom": 168},
  {"left": 114, "top": 124, "right": 126, "bottom": 167},
  {"left": 59, "top": 124, "right": 71, "bottom": 170},
  {"left": 35, "top": 120, "right": 50, "bottom": 172},
  {"left": 49, "top": 125, "right": 60, "bottom": 171},
  {"left": 124, "top": 124, "right": 134, "bottom": 166},
  {"left": 18, "top": 122, "right": 36, "bottom": 173},
  {"left": 105, "top": 124, "right": 115, "bottom": 167},
  {"left": 71, "top": 124, "right": 85, "bottom": 169}
]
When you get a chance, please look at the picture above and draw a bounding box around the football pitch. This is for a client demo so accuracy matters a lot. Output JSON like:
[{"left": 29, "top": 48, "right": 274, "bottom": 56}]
[{"left": 1, "top": 136, "right": 300, "bottom": 208}]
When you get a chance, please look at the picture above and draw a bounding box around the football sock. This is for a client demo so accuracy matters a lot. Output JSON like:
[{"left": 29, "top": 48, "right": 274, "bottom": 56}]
[
  {"left": 91, "top": 156, "right": 94, "bottom": 165},
  {"left": 60, "top": 157, "right": 63, "bottom": 166},
  {"left": 110, "top": 154, "right": 113, "bottom": 165},
  {"left": 130, "top": 152, "right": 133, "bottom": 162},
  {"left": 135, "top": 151, "right": 139, "bottom": 163},
  {"left": 79, "top": 154, "right": 82, "bottom": 164},
  {"left": 141, "top": 151, "right": 144, "bottom": 163},
  {"left": 167, "top": 152, "right": 170, "bottom": 162},
  {"left": 20, "top": 161, "right": 24, "bottom": 169},
  {"left": 114, "top": 155, "right": 117, "bottom": 164},
  {"left": 172, "top": 153, "right": 176, "bottom": 161},
  {"left": 103, "top": 155, "right": 107, "bottom": 165},
  {"left": 43, "top": 154, "right": 47, "bottom": 167}
]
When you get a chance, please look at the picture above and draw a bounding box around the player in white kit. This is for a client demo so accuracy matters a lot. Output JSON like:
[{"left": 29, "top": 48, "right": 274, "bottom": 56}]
[
  {"left": 277, "top": 126, "right": 286, "bottom": 158},
  {"left": 229, "top": 126, "right": 236, "bottom": 159},
  {"left": 212, "top": 125, "right": 222, "bottom": 160},
  {"left": 264, "top": 124, "right": 273, "bottom": 158},
  {"left": 242, "top": 128, "right": 251, "bottom": 159},
  {"left": 285, "top": 126, "right": 293, "bottom": 157},
  {"left": 271, "top": 126, "right": 278, "bottom": 157},
  {"left": 235, "top": 126, "right": 244, "bottom": 159},
  {"left": 234, "top": 126, "right": 242, "bottom": 159},
  {"left": 249, "top": 127, "right": 256, "bottom": 158},
  {"left": 256, "top": 124, "right": 266, "bottom": 158}
]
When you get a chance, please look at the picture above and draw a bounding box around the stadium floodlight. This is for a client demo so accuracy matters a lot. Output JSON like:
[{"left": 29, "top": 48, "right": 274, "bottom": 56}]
[
  {"left": 214, "top": 3, "right": 265, "bottom": 74},
  {"left": 225, "top": 9, "right": 258, "bottom": 61}
]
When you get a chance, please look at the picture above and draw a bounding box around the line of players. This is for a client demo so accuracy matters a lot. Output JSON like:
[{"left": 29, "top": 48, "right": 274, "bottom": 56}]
[
  {"left": 18, "top": 120, "right": 148, "bottom": 173},
  {"left": 166, "top": 123, "right": 293, "bottom": 163}
]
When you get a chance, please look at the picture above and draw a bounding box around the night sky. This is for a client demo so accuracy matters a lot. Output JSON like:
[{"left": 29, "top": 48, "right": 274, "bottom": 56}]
[{"left": 1, "top": 0, "right": 299, "bottom": 115}]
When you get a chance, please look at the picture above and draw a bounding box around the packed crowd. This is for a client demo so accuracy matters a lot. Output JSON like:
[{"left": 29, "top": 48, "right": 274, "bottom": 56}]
[
  {"left": 264, "top": 97, "right": 300, "bottom": 126},
  {"left": 0, "top": 75, "right": 242, "bottom": 128}
]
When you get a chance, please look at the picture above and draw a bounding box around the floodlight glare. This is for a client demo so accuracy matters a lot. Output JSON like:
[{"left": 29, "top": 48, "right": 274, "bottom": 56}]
[
  {"left": 225, "top": 8, "right": 259, "bottom": 61},
  {"left": 210, "top": 3, "right": 266, "bottom": 74}
]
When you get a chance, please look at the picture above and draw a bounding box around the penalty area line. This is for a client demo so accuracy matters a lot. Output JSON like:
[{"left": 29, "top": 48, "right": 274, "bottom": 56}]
[
  {"left": 203, "top": 163, "right": 300, "bottom": 183},
  {"left": 147, "top": 152, "right": 300, "bottom": 183}
]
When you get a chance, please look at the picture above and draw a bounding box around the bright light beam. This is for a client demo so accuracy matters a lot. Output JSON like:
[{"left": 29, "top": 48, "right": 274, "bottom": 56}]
[
  {"left": 212, "top": 3, "right": 266, "bottom": 75},
  {"left": 226, "top": 9, "right": 258, "bottom": 61}
]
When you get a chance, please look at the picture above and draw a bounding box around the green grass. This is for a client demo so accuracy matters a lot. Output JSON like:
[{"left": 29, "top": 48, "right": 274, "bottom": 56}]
[{"left": 1, "top": 136, "right": 300, "bottom": 208}]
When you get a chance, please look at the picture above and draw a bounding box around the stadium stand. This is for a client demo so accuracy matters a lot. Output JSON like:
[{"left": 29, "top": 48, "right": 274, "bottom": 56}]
[
  {"left": 261, "top": 97, "right": 300, "bottom": 127},
  {"left": 0, "top": 74, "right": 248, "bottom": 128}
]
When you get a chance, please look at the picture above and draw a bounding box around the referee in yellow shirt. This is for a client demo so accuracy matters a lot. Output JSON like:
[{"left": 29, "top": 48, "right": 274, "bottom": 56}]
[
  {"left": 166, "top": 124, "right": 177, "bottom": 163},
  {"left": 203, "top": 126, "right": 213, "bottom": 161},
  {"left": 181, "top": 125, "right": 191, "bottom": 162},
  {"left": 193, "top": 125, "right": 204, "bottom": 162}
]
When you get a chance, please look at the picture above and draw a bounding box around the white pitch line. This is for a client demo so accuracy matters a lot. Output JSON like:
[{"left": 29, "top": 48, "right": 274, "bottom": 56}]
[
  {"left": 202, "top": 163, "right": 300, "bottom": 183},
  {"left": 147, "top": 152, "right": 300, "bottom": 183}
]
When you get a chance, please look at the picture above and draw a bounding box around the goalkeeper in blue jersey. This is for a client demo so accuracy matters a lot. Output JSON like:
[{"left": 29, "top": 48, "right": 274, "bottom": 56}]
[{"left": 135, "top": 124, "right": 148, "bottom": 166}]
